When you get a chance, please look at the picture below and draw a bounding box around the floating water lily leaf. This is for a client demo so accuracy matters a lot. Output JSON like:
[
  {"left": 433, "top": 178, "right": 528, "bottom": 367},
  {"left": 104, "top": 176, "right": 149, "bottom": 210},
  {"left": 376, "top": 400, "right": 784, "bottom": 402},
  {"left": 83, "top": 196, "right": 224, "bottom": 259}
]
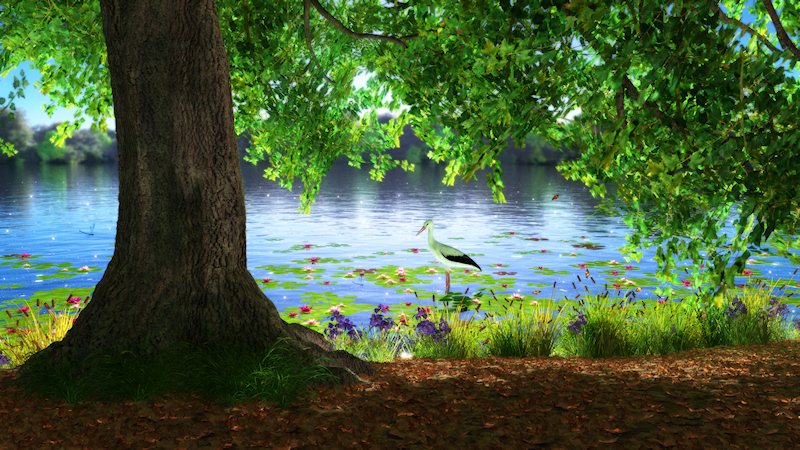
[
  {"left": 572, "top": 243, "right": 605, "bottom": 250},
  {"left": 273, "top": 243, "right": 352, "bottom": 253},
  {"left": 260, "top": 280, "right": 308, "bottom": 289},
  {"left": 1, "top": 254, "right": 42, "bottom": 261},
  {"left": 253, "top": 264, "right": 326, "bottom": 276},
  {"left": 532, "top": 267, "right": 569, "bottom": 276},
  {"left": 0, "top": 284, "right": 25, "bottom": 289},
  {"left": 290, "top": 257, "right": 353, "bottom": 265}
]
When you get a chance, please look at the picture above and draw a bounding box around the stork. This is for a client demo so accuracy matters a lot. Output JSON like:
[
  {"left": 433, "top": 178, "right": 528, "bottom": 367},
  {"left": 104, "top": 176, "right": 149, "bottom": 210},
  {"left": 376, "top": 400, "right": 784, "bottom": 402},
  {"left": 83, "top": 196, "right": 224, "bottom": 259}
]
[{"left": 416, "top": 219, "right": 481, "bottom": 293}]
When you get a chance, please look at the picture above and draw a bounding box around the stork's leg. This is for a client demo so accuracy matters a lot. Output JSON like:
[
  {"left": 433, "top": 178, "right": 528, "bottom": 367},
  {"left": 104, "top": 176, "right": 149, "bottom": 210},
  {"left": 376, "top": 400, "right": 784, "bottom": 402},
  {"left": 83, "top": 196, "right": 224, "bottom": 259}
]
[{"left": 445, "top": 271, "right": 451, "bottom": 293}]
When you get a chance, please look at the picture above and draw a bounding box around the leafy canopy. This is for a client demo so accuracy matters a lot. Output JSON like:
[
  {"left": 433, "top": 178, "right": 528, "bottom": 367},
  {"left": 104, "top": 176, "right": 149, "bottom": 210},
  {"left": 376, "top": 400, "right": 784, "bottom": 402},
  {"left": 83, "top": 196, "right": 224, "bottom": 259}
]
[{"left": 1, "top": 0, "right": 798, "bottom": 301}]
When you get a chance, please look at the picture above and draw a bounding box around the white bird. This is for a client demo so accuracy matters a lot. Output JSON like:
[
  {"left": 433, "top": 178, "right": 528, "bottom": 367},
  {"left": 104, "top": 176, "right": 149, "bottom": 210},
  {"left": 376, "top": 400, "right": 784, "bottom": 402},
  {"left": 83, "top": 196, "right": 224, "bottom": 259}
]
[{"left": 416, "top": 219, "right": 481, "bottom": 293}]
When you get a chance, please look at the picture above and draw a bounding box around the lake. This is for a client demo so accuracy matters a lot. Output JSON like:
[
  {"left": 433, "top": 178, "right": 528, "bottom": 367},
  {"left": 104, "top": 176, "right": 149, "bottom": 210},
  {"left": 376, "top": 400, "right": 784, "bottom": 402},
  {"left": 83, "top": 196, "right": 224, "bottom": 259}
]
[{"left": 1, "top": 161, "right": 798, "bottom": 336}]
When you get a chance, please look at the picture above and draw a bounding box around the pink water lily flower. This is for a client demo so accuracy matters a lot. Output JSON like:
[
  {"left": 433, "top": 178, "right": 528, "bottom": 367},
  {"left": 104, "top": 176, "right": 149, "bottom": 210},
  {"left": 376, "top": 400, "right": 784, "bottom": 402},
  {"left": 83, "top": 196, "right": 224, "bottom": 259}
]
[
  {"left": 323, "top": 281, "right": 330, "bottom": 285},
  {"left": 496, "top": 263, "right": 503, "bottom": 267},
  {"left": 578, "top": 263, "right": 586, "bottom": 268},
  {"left": 608, "top": 260, "right": 618, "bottom": 265},
  {"left": 540, "top": 249, "right": 547, "bottom": 253},
  {"left": 746, "top": 259, "right": 757, "bottom": 264},
  {"left": 304, "top": 319, "right": 319, "bottom": 326},
  {"left": 302, "top": 267, "right": 314, "bottom": 272},
  {"left": 570, "top": 252, "right": 577, "bottom": 256},
  {"left": 611, "top": 271, "right": 619, "bottom": 275},
  {"left": 509, "top": 293, "right": 523, "bottom": 300},
  {"left": 743, "top": 269, "right": 752, "bottom": 275},
  {"left": 471, "top": 298, "right": 482, "bottom": 304},
  {"left": 398, "top": 277, "right": 407, "bottom": 282},
  {"left": 624, "top": 265, "right": 632, "bottom": 270},
  {"left": 309, "top": 257, "right": 320, "bottom": 264},
  {"left": 66, "top": 296, "right": 82, "bottom": 304},
  {"left": 22, "top": 263, "right": 30, "bottom": 268},
  {"left": 404, "top": 288, "right": 414, "bottom": 293},
  {"left": 386, "top": 279, "right": 395, "bottom": 284},
  {"left": 299, "top": 305, "right": 312, "bottom": 313},
  {"left": 377, "top": 274, "right": 388, "bottom": 279},
  {"left": 79, "top": 266, "right": 90, "bottom": 271},
  {"left": 530, "top": 300, "right": 539, "bottom": 306},
  {"left": 304, "top": 274, "right": 314, "bottom": 280},
  {"left": 508, "top": 231, "right": 515, "bottom": 235},
  {"left": 426, "top": 268, "right": 437, "bottom": 273},
  {"left": 327, "top": 305, "right": 343, "bottom": 313},
  {"left": 682, "top": 280, "right": 692, "bottom": 287},
  {"left": 18, "top": 306, "right": 30, "bottom": 313},
  {"left": 501, "top": 284, "right": 508, "bottom": 288},
  {"left": 537, "top": 266, "right": 543, "bottom": 270},
  {"left": 303, "top": 244, "right": 312, "bottom": 248},
  {"left": 19, "top": 253, "right": 31, "bottom": 258},
  {"left": 411, "top": 248, "right": 419, "bottom": 253},
  {"left": 613, "top": 284, "right": 622, "bottom": 289},
  {"left": 287, "top": 312, "right": 298, "bottom": 318},
  {"left": 262, "top": 278, "right": 272, "bottom": 283},
  {"left": 396, "top": 268, "right": 407, "bottom": 276}
]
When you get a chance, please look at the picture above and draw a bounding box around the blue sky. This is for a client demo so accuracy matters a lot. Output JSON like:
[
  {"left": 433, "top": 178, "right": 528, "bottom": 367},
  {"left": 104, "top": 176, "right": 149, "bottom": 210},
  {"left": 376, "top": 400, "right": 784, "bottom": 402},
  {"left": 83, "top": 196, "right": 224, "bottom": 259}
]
[{"left": 0, "top": 2, "right": 792, "bottom": 130}]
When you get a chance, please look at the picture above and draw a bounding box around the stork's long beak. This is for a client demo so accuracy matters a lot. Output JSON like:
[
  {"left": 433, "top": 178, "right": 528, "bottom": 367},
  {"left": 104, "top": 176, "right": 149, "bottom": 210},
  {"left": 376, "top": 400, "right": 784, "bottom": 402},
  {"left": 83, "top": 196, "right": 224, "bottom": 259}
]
[{"left": 416, "top": 226, "right": 427, "bottom": 236}]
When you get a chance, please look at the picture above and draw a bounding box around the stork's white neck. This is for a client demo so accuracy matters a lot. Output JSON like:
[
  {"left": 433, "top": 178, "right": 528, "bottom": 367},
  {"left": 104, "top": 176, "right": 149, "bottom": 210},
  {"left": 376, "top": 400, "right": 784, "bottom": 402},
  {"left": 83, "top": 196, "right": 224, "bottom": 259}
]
[{"left": 427, "top": 225, "right": 436, "bottom": 248}]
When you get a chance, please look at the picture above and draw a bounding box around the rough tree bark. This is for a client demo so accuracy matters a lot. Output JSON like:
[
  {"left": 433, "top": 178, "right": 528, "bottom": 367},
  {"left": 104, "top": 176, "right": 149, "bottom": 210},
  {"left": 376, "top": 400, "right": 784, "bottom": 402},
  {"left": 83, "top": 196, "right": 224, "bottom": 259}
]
[{"left": 22, "top": 0, "right": 375, "bottom": 385}]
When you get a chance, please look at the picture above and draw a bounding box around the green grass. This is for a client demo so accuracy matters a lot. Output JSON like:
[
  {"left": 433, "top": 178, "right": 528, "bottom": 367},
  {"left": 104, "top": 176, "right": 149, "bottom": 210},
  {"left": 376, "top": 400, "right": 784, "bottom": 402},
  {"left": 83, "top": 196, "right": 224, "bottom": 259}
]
[
  {"left": 4, "top": 336, "right": 340, "bottom": 409},
  {"left": 1, "top": 277, "right": 799, "bottom": 410}
]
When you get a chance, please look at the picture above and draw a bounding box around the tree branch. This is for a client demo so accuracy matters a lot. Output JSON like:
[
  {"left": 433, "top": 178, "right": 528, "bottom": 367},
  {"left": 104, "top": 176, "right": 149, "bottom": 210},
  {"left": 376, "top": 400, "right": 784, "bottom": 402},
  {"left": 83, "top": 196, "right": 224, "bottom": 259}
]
[
  {"left": 760, "top": 0, "right": 800, "bottom": 60},
  {"left": 309, "top": 0, "right": 415, "bottom": 49},
  {"left": 303, "top": 0, "right": 334, "bottom": 84},
  {"left": 708, "top": 1, "right": 779, "bottom": 53}
]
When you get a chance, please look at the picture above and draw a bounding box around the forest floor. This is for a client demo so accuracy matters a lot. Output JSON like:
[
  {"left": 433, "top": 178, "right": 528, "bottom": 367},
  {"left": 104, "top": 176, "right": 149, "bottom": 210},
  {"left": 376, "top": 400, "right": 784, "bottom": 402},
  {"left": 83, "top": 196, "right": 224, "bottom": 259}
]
[{"left": 2, "top": 340, "right": 799, "bottom": 449}]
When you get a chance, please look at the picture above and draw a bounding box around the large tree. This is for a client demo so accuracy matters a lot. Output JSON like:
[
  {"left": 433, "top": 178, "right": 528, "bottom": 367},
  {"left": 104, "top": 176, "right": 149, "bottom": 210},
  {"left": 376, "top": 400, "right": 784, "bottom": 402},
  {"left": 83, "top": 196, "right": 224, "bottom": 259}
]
[
  {"left": 1, "top": 0, "right": 799, "bottom": 390},
  {"left": 1, "top": 0, "right": 376, "bottom": 385}
]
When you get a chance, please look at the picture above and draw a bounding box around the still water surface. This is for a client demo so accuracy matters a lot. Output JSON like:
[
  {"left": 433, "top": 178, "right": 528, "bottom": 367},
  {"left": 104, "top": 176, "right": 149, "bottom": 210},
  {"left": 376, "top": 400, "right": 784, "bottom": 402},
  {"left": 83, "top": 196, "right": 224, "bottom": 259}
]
[{"left": 1, "top": 162, "right": 798, "bottom": 333}]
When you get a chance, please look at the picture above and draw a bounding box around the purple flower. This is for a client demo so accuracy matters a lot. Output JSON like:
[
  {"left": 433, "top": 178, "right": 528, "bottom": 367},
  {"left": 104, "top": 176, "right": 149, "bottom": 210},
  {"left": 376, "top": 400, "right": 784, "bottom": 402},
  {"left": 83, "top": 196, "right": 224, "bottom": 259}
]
[
  {"left": 723, "top": 297, "right": 748, "bottom": 320},
  {"left": 324, "top": 310, "right": 363, "bottom": 342},
  {"left": 567, "top": 312, "right": 587, "bottom": 334},
  {"left": 0, "top": 353, "right": 9, "bottom": 368},
  {"left": 767, "top": 297, "right": 789, "bottom": 317}
]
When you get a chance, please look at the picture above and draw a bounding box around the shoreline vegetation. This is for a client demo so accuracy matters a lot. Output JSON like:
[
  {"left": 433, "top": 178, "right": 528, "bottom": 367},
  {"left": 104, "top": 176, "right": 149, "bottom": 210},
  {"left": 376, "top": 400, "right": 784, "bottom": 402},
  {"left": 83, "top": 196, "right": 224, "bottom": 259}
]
[
  {"left": 0, "top": 110, "right": 582, "bottom": 167},
  {"left": 1, "top": 272, "right": 798, "bottom": 409}
]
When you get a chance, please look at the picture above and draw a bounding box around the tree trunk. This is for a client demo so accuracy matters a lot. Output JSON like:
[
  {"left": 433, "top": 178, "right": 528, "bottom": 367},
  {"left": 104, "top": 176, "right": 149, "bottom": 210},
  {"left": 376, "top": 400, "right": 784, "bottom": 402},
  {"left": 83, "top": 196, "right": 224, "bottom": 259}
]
[{"left": 22, "top": 0, "right": 374, "bottom": 385}]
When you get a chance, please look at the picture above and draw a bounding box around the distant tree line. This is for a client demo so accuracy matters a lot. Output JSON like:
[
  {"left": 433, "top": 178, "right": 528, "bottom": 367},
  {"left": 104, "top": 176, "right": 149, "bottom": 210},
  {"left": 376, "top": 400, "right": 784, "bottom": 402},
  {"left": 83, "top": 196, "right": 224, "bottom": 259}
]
[
  {"left": 0, "top": 110, "right": 118, "bottom": 164},
  {"left": 3, "top": 109, "right": 586, "bottom": 166}
]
